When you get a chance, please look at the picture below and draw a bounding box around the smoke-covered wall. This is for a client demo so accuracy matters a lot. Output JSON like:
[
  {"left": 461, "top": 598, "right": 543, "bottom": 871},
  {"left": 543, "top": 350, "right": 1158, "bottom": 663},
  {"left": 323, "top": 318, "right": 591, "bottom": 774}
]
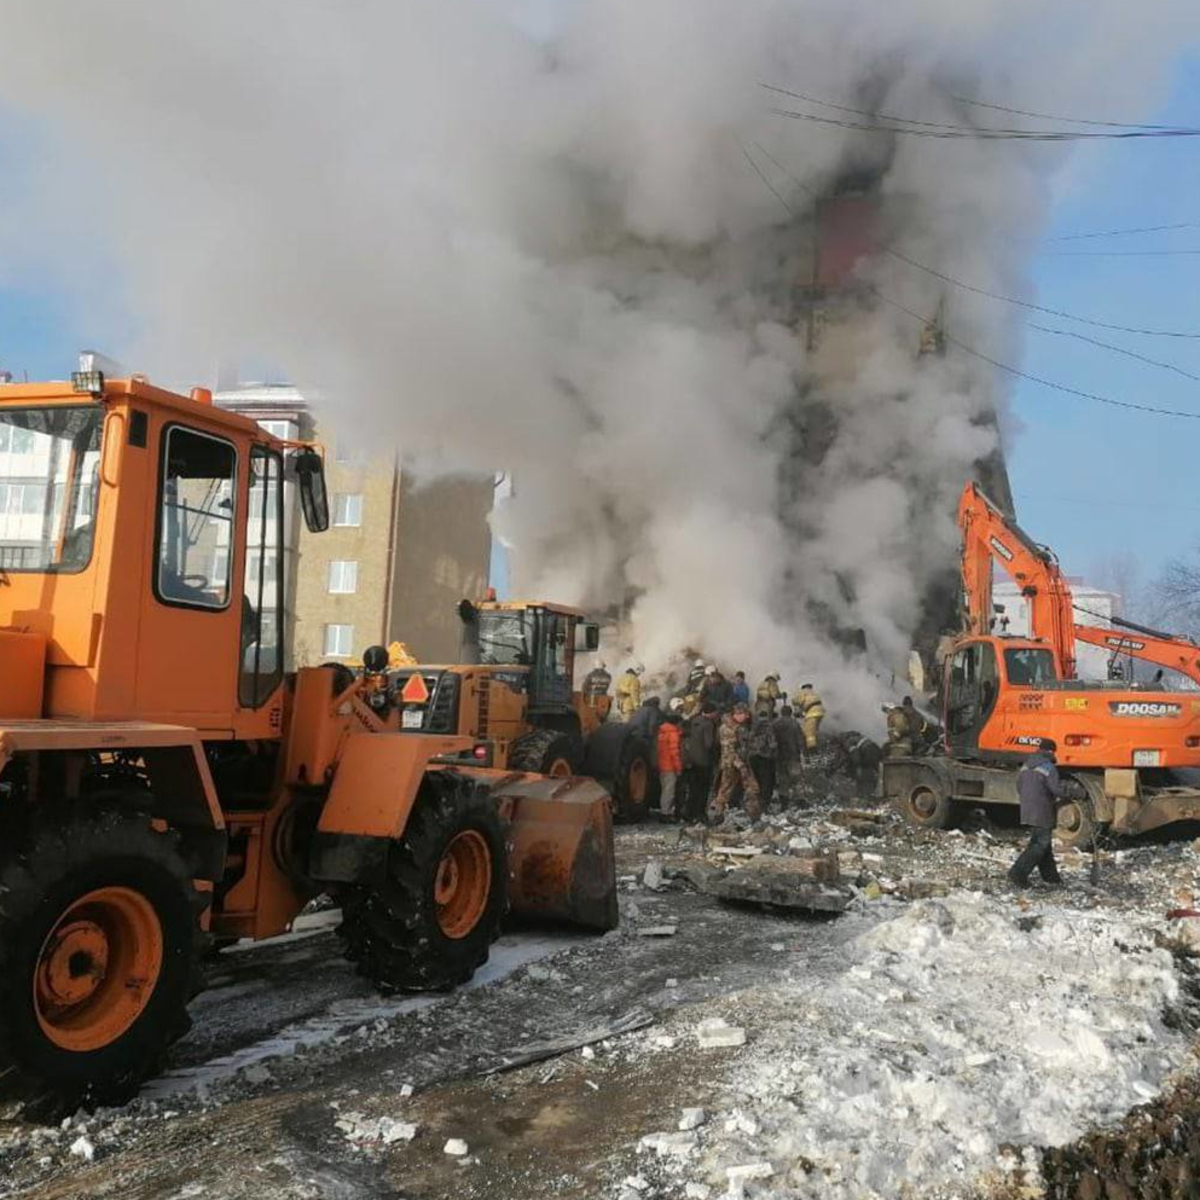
[{"left": 0, "top": 1, "right": 1194, "bottom": 725}]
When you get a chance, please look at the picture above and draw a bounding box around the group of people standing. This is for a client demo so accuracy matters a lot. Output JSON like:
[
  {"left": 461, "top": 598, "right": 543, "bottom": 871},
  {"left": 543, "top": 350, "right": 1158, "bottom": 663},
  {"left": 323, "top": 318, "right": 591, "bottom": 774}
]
[{"left": 586, "top": 659, "right": 828, "bottom": 828}]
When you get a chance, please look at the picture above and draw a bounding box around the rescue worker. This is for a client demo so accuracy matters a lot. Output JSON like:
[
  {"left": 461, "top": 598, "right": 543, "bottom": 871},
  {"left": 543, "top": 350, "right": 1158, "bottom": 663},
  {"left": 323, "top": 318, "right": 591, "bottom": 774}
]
[
  {"left": 583, "top": 661, "right": 612, "bottom": 699},
  {"left": 683, "top": 704, "right": 718, "bottom": 823},
  {"left": 755, "top": 673, "right": 782, "bottom": 712},
  {"left": 748, "top": 702, "right": 779, "bottom": 807},
  {"left": 773, "top": 704, "right": 804, "bottom": 794},
  {"left": 686, "top": 659, "right": 707, "bottom": 695},
  {"left": 709, "top": 703, "right": 761, "bottom": 826},
  {"left": 629, "top": 696, "right": 663, "bottom": 744},
  {"left": 884, "top": 700, "right": 914, "bottom": 758},
  {"left": 794, "top": 683, "right": 825, "bottom": 754},
  {"left": 656, "top": 708, "right": 684, "bottom": 820},
  {"left": 616, "top": 664, "right": 644, "bottom": 720},
  {"left": 732, "top": 671, "right": 751, "bottom": 707},
  {"left": 701, "top": 666, "right": 734, "bottom": 712},
  {"left": 1009, "top": 738, "right": 1070, "bottom": 888}
]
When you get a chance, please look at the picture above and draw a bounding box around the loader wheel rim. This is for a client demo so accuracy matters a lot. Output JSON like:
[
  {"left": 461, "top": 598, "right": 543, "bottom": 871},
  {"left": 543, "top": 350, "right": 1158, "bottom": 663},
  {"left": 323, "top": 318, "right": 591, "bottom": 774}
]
[
  {"left": 434, "top": 831, "right": 492, "bottom": 939},
  {"left": 34, "top": 886, "right": 164, "bottom": 1052},
  {"left": 1059, "top": 802, "right": 1083, "bottom": 835},
  {"left": 627, "top": 758, "right": 649, "bottom": 803},
  {"left": 547, "top": 757, "right": 573, "bottom": 778}
]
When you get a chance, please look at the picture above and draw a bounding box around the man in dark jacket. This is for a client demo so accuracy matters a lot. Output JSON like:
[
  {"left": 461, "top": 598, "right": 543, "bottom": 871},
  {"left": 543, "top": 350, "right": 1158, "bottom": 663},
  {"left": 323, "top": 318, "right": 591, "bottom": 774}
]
[
  {"left": 748, "top": 702, "right": 779, "bottom": 806},
  {"left": 628, "top": 696, "right": 663, "bottom": 744},
  {"left": 682, "top": 705, "right": 718, "bottom": 823},
  {"left": 1009, "top": 738, "right": 1067, "bottom": 887},
  {"left": 701, "top": 668, "right": 734, "bottom": 712},
  {"left": 773, "top": 705, "right": 804, "bottom": 797}
]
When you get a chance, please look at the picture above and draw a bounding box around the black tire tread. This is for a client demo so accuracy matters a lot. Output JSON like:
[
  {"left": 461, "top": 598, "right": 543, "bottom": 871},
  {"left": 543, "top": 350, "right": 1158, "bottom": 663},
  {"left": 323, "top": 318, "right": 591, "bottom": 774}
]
[
  {"left": 509, "top": 729, "right": 578, "bottom": 774},
  {"left": 0, "top": 807, "right": 209, "bottom": 1119},
  {"left": 337, "top": 772, "right": 507, "bottom": 994}
]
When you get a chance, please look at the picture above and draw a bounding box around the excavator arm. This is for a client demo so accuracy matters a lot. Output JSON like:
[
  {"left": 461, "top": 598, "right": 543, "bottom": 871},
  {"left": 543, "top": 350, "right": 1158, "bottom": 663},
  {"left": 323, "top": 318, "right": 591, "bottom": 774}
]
[
  {"left": 957, "top": 482, "right": 1077, "bottom": 678},
  {"left": 1075, "top": 618, "right": 1200, "bottom": 689}
]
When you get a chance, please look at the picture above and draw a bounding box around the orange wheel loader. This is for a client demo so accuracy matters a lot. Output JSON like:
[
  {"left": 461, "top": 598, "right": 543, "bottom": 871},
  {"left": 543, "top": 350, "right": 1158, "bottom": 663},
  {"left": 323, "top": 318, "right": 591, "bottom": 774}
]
[
  {"left": 883, "top": 482, "right": 1200, "bottom": 845},
  {"left": 0, "top": 373, "right": 617, "bottom": 1116}
]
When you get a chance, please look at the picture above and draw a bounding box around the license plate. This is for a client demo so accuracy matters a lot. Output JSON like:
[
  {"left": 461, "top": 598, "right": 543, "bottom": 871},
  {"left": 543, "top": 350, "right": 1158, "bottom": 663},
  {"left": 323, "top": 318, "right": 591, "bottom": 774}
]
[
  {"left": 1133, "top": 750, "right": 1161, "bottom": 767},
  {"left": 402, "top": 709, "right": 424, "bottom": 730}
]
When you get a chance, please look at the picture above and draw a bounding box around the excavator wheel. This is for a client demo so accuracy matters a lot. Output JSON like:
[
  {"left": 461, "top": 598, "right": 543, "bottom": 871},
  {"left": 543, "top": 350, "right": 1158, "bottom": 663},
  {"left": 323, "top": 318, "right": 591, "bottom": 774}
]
[
  {"left": 338, "top": 772, "right": 508, "bottom": 993},
  {"left": 509, "top": 729, "right": 581, "bottom": 778},
  {"left": 0, "top": 810, "right": 208, "bottom": 1119},
  {"left": 1054, "top": 795, "right": 1097, "bottom": 849},
  {"left": 898, "top": 777, "right": 957, "bottom": 831}
]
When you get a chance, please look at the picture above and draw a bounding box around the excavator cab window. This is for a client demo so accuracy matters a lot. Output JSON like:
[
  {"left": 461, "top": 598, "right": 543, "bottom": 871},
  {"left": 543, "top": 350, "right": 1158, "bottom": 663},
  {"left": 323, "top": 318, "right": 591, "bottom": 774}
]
[
  {"left": 1003, "top": 647, "right": 1057, "bottom": 687},
  {"left": 946, "top": 640, "right": 1000, "bottom": 753}
]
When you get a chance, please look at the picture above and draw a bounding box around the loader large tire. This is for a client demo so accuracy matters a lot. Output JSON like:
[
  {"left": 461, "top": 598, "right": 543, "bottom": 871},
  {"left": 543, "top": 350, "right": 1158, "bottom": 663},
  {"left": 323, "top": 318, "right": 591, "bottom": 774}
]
[
  {"left": 509, "top": 729, "right": 581, "bottom": 777},
  {"left": 583, "top": 724, "right": 654, "bottom": 823},
  {"left": 338, "top": 772, "right": 508, "bottom": 993},
  {"left": 0, "top": 810, "right": 207, "bottom": 1118}
]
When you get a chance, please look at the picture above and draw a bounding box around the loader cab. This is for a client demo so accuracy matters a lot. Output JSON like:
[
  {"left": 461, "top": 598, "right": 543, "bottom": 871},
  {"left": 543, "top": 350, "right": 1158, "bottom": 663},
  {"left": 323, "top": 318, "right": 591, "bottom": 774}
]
[
  {"left": 474, "top": 601, "right": 600, "bottom": 712},
  {"left": 0, "top": 375, "right": 328, "bottom": 733},
  {"left": 943, "top": 636, "right": 1060, "bottom": 756}
]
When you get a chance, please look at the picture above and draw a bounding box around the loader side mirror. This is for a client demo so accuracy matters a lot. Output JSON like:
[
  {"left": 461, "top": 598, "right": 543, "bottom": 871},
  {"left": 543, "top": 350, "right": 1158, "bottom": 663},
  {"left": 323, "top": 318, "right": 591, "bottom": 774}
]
[
  {"left": 584, "top": 623, "right": 600, "bottom": 651},
  {"left": 457, "top": 599, "right": 479, "bottom": 626},
  {"left": 291, "top": 448, "right": 329, "bottom": 532}
]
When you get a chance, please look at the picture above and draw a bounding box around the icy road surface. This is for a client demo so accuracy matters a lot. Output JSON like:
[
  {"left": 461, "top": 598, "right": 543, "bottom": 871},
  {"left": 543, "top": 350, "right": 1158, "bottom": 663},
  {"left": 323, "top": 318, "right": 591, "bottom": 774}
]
[{"left": 3, "top": 813, "right": 1200, "bottom": 1200}]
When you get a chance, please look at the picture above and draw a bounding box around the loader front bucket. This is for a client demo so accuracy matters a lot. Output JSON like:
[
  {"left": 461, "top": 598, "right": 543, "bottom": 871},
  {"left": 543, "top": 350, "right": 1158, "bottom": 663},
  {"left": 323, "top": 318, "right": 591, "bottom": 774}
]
[{"left": 486, "top": 773, "right": 619, "bottom": 931}]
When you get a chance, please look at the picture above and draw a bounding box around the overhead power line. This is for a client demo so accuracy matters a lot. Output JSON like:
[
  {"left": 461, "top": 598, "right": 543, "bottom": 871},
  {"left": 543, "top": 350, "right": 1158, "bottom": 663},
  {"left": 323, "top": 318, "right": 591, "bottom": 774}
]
[
  {"left": 1026, "top": 323, "right": 1200, "bottom": 386},
  {"left": 747, "top": 138, "right": 1200, "bottom": 338},
  {"left": 738, "top": 141, "right": 1200, "bottom": 421},
  {"left": 1046, "top": 247, "right": 1200, "bottom": 257},
  {"left": 949, "top": 94, "right": 1180, "bottom": 132},
  {"left": 762, "top": 84, "right": 1200, "bottom": 141},
  {"left": 1053, "top": 221, "right": 1200, "bottom": 241}
]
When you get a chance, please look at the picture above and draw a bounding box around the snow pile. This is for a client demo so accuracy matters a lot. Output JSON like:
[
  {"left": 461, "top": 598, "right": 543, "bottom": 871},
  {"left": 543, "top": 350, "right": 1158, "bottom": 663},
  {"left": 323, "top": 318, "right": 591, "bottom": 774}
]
[{"left": 690, "top": 896, "right": 1184, "bottom": 1198}]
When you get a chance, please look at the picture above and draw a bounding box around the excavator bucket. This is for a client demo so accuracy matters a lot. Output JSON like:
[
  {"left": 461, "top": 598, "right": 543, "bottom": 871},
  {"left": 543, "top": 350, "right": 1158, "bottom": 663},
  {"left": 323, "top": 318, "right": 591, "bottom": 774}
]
[{"left": 485, "top": 773, "right": 619, "bottom": 931}]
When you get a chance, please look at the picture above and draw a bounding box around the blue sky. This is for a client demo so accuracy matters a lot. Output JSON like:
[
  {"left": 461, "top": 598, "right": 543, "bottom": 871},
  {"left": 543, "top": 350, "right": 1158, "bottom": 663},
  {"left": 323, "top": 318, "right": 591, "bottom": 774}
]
[
  {"left": 2, "top": 53, "right": 1198, "bottom": 603},
  {"left": 1007, "top": 54, "right": 1200, "bottom": 596}
]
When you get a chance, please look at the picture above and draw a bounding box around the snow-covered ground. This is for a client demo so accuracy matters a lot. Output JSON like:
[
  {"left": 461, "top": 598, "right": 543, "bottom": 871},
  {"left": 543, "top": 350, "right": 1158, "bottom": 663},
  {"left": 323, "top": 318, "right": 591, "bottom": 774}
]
[{"left": 4, "top": 800, "right": 1200, "bottom": 1200}]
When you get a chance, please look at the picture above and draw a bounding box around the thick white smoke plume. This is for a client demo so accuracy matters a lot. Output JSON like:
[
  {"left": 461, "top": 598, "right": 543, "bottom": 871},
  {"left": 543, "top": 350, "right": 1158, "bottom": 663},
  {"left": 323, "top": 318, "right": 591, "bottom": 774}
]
[{"left": 0, "top": 2, "right": 1194, "bottom": 724}]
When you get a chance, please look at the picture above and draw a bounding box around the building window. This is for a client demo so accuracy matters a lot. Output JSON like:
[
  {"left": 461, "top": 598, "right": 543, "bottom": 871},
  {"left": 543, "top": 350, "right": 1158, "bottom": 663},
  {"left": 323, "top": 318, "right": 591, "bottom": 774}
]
[
  {"left": 257, "top": 419, "right": 295, "bottom": 440},
  {"left": 333, "top": 493, "right": 363, "bottom": 527},
  {"left": 324, "top": 623, "right": 354, "bottom": 658},
  {"left": 327, "top": 559, "right": 358, "bottom": 594}
]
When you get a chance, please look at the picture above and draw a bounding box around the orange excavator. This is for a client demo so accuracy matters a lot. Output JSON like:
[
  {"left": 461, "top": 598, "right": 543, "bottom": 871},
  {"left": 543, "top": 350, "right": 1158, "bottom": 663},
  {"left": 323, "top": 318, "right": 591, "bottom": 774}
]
[
  {"left": 1074, "top": 620, "right": 1200, "bottom": 690},
  {"left": 0, "top": 372, "right": 617, "bottom": 1115},
  {"left": 884, "top": 482, "right": 1200, "bottom": 844}
]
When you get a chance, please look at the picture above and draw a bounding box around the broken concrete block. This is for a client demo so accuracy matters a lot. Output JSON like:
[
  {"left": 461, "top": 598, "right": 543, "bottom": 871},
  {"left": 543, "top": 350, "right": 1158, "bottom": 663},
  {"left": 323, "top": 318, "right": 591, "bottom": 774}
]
[
  {"left": 678, "top": 1108, "right": 707, "bottom": 1131},
  {"left": 665, "top": 977, "right": 679, "bottom": 988},
  {"left": 652, "top": 1035, "right": 677, "bottom": 1050},
  {"left": 705, "top": 858, "right": 852, "bottom": 914},
  {"left": 901, "top": 878, "right": 951, "bottom": 900},
  {"left": 581, "top": 1045, "right": 596, "bottom": 1060},
  {"left": 637, "top": 925, "right": 678, "bottom": 937},
  {"left": 399, "top": 1083, "right": 414, "bottom": 1098},
  {"left": 786, "top": 850, "right": 841, "bottom": 882},
  {"left": 723, "top": 1109, "right": 759, "bottom": 1137},
  {"left": 639, "top": 1131, "right": 699, "bottom": 1158},
  {"left": 69, "top": 1136, "right": 95, "bottom": 1163},
  {"left": 443, "top": 1138, "right": 469, "bottom": 1157},
  {"left": 643, "top": 860, "right": 665, "bottom": 890},
  {"left": 726, "top": 1162, "right": 775, "bottom": 1197},
  {"left": 684, "top": 1185, "right": 711, "bottom": 1200},
  {"left": 696, "top": 1018, "right": 747, "bottom": 1049}
]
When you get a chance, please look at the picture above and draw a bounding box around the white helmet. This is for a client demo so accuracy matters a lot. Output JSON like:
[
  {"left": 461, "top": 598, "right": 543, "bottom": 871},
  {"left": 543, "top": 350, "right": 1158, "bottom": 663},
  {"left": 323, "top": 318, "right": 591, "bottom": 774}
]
[
  {"left": 669, "top": 696, "right": 685, "bottom": 712},
  {"left": 633, "top": 663, "right": 646, "bottom": 676},
  {"left": 694, "top": 658, "right": 705, "bottom": 668},
  {"left": 704, "top": 665, "right": 716, "bottom": 676}
]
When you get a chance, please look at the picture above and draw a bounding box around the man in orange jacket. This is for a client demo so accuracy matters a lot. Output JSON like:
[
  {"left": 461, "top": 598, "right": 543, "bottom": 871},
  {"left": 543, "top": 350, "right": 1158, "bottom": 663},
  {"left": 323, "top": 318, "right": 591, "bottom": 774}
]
[{"left": 656, "top": 711, "right": 685, "bottom": 819}]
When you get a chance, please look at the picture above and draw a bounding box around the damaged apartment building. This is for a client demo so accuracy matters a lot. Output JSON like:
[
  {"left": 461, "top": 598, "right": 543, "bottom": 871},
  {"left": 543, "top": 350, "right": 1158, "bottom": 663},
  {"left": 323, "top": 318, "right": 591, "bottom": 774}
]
[{"left": 216, "top": 383, "right": 494, "bottom": 667}]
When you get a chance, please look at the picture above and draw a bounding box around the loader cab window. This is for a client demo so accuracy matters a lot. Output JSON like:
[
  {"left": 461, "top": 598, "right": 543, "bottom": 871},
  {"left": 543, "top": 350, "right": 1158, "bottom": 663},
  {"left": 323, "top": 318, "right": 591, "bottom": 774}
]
[
  {"left": 0, "top": 405, "right": 103, "bottom": 572},
  {"left": 528, "top": 608, "right": 572, "bottom": 708},
  {"left": 1004, "top": 647, "right": 1057, "bottom": 687},
  {"left": 478, "top": 610, "right": 532, "bottom": 667},
  {"left": 240, "top": 447, "right": 284, "bottom": 707},
  {"left": 156, "top": 426, "right": 236, "bottom": 610}
]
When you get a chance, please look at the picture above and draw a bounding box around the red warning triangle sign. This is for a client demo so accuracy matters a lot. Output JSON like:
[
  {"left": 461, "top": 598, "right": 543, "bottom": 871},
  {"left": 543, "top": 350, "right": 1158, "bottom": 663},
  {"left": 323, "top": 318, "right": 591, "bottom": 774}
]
[{"left": 401, "top": 674, "right": 430, "bottom": 704}]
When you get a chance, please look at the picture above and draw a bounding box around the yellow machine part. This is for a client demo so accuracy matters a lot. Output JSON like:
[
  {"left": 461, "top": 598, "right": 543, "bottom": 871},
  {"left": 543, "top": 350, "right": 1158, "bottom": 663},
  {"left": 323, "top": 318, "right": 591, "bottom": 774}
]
[{"left": 0, "top": 628, "right": 46, "bottom": 719}]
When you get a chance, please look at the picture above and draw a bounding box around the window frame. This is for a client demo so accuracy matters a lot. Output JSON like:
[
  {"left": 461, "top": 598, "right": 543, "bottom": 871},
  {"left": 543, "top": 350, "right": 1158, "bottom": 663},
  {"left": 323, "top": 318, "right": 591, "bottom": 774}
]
[
  {"left": 332, "top": 492, "right": 363, "bottom": 527},
  {"left": 239, "top": 445, "right": 285, "bottom": 708},
  {"left": 153, "top": 422, "right": 239, "bottom": 613},
  {"left": 323, "top": 623, "right": 355, "bottom": 658},
  {"left": 327, "top": 559, "right": 359, "bottom": 595}
]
